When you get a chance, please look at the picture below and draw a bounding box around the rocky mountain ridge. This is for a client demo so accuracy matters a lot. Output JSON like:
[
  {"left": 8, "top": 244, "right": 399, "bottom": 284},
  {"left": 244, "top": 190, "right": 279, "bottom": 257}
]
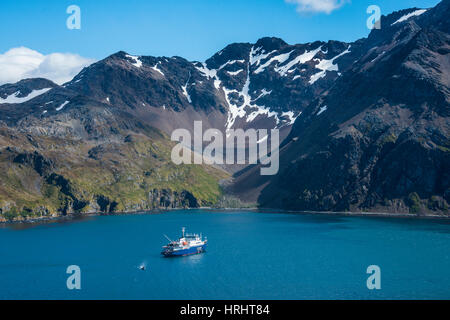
[
  {"left": 0, "top": 2, "right": 448, "bottom": 220},
  {"left": 228, "top": 1, "right": 450, "bottom": 216}
]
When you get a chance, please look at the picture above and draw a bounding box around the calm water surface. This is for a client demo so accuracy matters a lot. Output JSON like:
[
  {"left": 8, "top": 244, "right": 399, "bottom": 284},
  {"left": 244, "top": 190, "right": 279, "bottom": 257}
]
[{"left": 0, "top": 210, "right": 449, "bottom": 299}]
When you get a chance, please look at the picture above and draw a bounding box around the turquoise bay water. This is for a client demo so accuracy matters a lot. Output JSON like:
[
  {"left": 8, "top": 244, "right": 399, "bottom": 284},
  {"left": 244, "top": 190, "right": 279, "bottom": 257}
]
[{"left": 0, "top": 210, "right": 449, "bottom": 300}]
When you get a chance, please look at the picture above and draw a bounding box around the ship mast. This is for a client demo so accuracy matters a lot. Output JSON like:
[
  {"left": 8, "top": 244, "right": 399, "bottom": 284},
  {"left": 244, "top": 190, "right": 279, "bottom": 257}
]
[{"left": 182, "top": 227, "right": 185, "bottom": 238}]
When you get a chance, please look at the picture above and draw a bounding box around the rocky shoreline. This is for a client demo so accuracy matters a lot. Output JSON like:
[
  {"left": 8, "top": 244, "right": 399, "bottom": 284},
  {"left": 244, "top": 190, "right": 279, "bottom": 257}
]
[{"left": 2, "top": 206, "right": 449, "bottom": 225}]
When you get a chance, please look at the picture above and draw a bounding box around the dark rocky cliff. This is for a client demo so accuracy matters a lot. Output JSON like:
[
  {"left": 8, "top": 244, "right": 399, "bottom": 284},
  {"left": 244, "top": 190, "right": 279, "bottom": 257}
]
[{"left": 229, "top": 1, "right": 450, "bottom": 216}]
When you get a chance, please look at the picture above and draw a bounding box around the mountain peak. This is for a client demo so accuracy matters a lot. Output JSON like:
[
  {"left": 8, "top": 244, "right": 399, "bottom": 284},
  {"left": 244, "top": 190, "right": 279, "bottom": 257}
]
[
  {"left": 254, "top": 37, "right": 287, "bottom": 51},
  {"left": 383, "top": 7, "right": 427, "bottom": 27},
  {"left": 0, "top": 78, "right": 58, "bottom": 102}
]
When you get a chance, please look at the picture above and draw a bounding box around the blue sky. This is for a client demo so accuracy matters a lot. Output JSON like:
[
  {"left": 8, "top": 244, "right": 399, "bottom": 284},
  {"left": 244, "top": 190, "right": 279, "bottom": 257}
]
[{"left": 0, "top": 0, "right": 441, "bottom": 61}]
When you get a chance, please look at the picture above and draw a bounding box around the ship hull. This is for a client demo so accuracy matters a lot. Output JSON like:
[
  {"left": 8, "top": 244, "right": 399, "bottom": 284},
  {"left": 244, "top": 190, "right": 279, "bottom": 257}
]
[{"left": 162, "top": 244, "right": 207, "bottom": 257}]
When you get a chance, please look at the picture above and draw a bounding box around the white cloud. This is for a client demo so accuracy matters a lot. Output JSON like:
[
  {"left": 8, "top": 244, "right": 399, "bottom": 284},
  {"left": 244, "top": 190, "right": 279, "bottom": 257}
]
[
  {"left": 0, "top": 47, "right": 95, "bottom": 85},
  {"left": 286, "top": 0, "right": 350, "bottom": 14}
]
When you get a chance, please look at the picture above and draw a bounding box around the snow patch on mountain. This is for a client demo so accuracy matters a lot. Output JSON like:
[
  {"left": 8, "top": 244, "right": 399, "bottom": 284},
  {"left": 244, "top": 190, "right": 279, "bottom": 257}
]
[
  {"left": 246, "top": 105, "right": 279, "bottom": 124},
  {"left": 370, "top": 51, "right": 386, "bottom": 63},
  {"left": 223, "top": 64, "right": 279, "bottom": 129},
  {"left": 253, "top": 89, "right": 272, "bottom": 101},
  {"left": 317, "top": 105, "right": 327, "bottom": 115},
  {"left": 195, "top": 62, "right": 217, "bottom": 79},
  {"left": 281, "top": 111, "right": 300, "bottom": 125},
  {"left": 196, "top": 52, "right": 299, "bottom": 130},
  {"left": 309, "top": 45, "right": 351, "bottom": 84},
  {"left": 126, "top": 54, "right": 142, "bottom": 68},
  {"left": 392, "top": 9, "right": 427, "bottom": 25},
  {"left": 56, "top": 100, "right": 69, "bottom": 111},
  {"left": 181, "top": 72, "right": 192, "bottom": 103},
  {"left": 213, "top": 79, "right": 221, "bottom": 90},
  {"left": 181, "top": 84, "right": 192, "bottom": 103},
  {"left": 151, "top": 62, "right": 164, "bottom": 76},
  {"left": 250, "top": 47, "right": 276, "bottom": 66},
  {"left": 227, "top": 69, "right": 244, "bottom": 76},
  {"left": 219, "top": 60, "right": 245, "bottom": 70},
  {"left": 222, "top": 88, "right": 245, "bottom": 129},
  {"left": 0, "top": 88, "right": 51, "bottom": 104},
  {"left": 254, "top": 50, "right": 293, "bottom": 74},
  {"left": 275, "top": 46, "right": 322, "bottom": 77},
  {"left": 195, "top": 62, "right": 223, "bottom": 91}
]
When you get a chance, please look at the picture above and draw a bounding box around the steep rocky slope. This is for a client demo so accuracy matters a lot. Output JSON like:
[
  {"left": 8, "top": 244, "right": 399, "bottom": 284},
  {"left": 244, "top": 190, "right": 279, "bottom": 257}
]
[
  {"left": 0, "top": 37, "right": 360, "bottom": 139},
  {"left": 0, "top": 122, "right": 227, "bottom": 221},
  {"left": 229, "top": 2, "right": 450, "bottom": 216}
]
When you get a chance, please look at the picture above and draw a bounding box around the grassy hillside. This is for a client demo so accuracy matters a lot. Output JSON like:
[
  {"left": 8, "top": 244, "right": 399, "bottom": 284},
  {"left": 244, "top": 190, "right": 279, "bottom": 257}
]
[{"left": 0, "top": 126, "right": 228, "bottom": 221}]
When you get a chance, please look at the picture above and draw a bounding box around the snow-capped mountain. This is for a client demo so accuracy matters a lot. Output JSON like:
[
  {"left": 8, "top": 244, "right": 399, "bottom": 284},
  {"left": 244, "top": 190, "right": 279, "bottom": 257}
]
[
  {"left": 0, "top": 1, "right": 448, "bottom": 218},
  {"left": 197, "top": 37, "right": 361, "bottom": 133},
  {"left": 0, "top": 78, "right": 57, "bottom": 104},
  {"left": 0, "top": 36, "right": 363, "bottom": 142},
  {"left": 229, "top": 2, "right": 450, "bottom": 215}
]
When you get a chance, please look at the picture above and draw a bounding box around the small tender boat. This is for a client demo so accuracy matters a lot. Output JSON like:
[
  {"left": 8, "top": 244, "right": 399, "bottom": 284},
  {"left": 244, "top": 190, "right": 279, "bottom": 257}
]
[{"left": 161, "top": 227, "right": 207, "bottom": 257}]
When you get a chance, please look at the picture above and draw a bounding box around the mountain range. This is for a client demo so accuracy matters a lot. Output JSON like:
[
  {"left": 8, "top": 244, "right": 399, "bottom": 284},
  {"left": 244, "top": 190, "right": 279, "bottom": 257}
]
[{"left": 0, "top": 1, "right": 449, "bottom": 221}]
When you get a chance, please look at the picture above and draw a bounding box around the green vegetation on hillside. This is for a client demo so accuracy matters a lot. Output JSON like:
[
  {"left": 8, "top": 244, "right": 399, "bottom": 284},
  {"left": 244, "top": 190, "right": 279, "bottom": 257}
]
[{"left": 0, "top": 127, "right": 228, "bottom": 221}]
